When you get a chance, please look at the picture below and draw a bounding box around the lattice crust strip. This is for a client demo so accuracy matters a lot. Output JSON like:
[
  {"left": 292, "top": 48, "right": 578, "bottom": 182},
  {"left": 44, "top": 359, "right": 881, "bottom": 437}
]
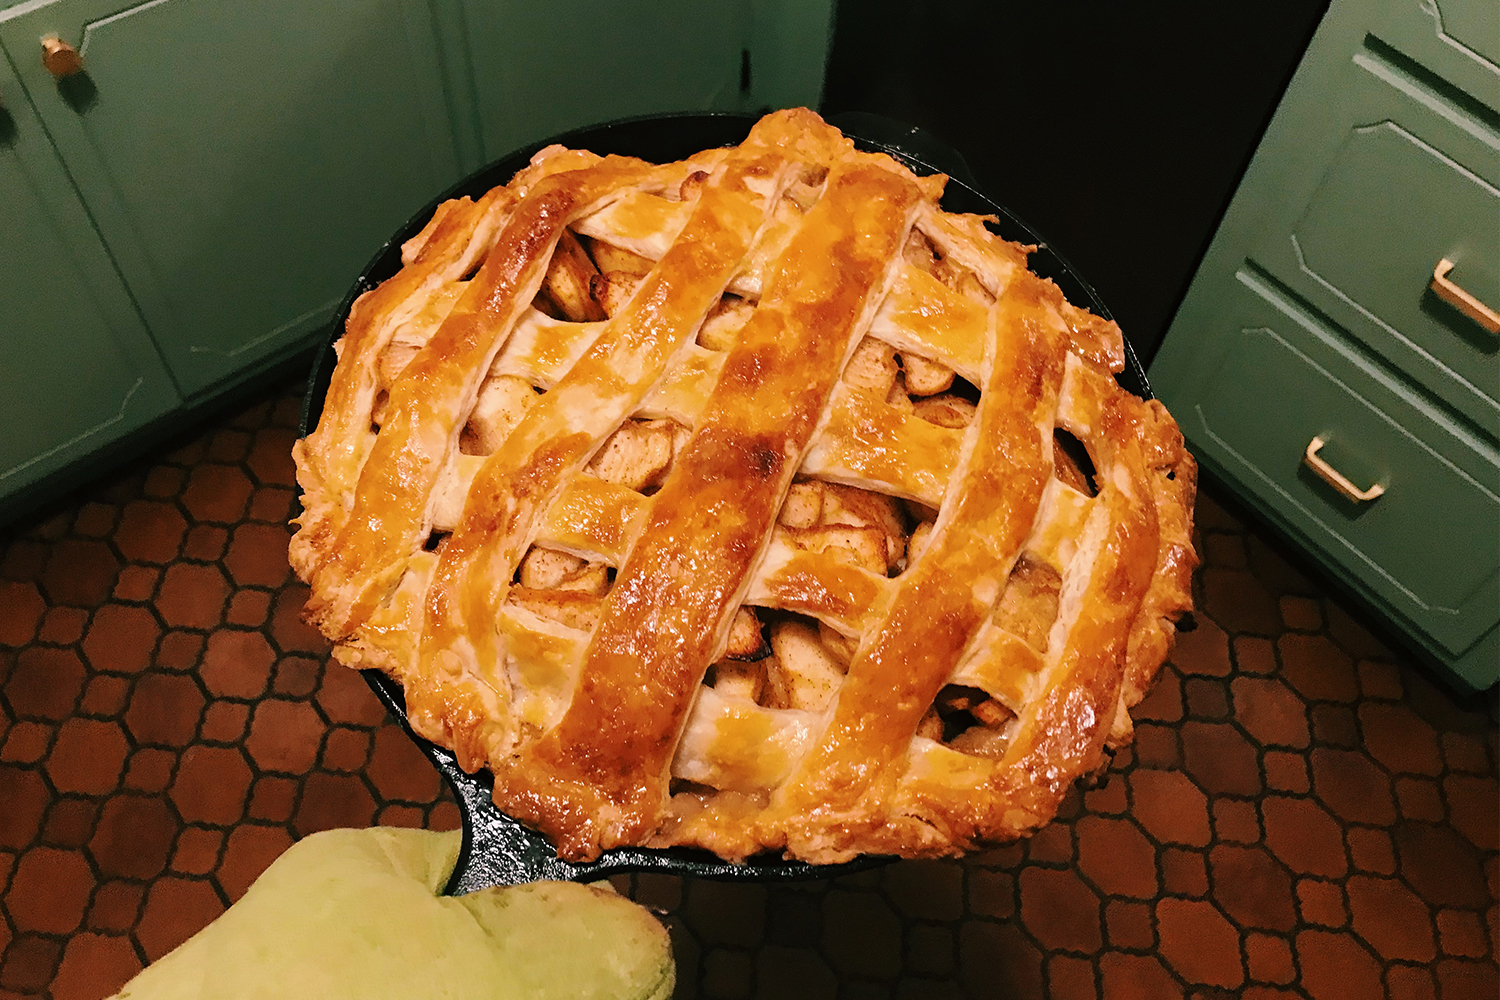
[{"left": 291, "top": 109, "right": 1198, "bottom": 864}]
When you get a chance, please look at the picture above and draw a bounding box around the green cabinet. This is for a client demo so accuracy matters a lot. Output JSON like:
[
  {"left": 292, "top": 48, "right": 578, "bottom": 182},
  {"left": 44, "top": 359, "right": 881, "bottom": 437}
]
[
  {"left": 457, "top": 0, "right": 833, "bottom": 166},
  {"left": 0, "top": 51, "right": 180, "bottom": 510},
  {"left": 463, "top": 0, "right": 748, "bottom": 163},
  {"left": 1, "top": 0, "right": 464, "bottom": 399},
  {"left": 0, "top": 0, "right": 833, "bottom": 522},
  {"left": 1152, "top": 0, "right": 1500, "bottom": 690}
]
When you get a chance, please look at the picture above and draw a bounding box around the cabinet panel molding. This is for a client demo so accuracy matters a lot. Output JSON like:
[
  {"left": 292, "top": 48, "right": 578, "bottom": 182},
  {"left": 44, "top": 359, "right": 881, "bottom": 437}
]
[{"left": 1374, "top": 0, "right": 1500, "bottom": 113}]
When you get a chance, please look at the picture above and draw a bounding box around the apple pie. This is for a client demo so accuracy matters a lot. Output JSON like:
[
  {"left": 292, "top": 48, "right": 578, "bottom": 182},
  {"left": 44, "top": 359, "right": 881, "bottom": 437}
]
[{"left": 290, "top": 108, "right": 1197, "bottom": 864}]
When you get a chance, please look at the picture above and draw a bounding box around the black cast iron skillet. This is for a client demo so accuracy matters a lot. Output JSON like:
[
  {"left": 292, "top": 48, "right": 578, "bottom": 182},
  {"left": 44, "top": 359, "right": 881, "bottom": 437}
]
[{"left": 298, "top": 111, "right": 1152, "bottom": 894}]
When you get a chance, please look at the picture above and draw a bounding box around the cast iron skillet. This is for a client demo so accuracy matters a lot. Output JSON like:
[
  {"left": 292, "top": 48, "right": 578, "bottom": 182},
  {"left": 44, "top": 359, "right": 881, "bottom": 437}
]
[{"left": 298, "top": 111, "right": 1152, "bottom": 894}]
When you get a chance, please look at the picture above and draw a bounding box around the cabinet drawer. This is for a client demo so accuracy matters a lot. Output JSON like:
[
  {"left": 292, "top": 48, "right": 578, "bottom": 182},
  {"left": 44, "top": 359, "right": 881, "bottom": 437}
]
[
  {"left": 1252, "top": 49, "right": 1500, "bottom": 437},
  {"left": 1186, "top": 271, "right": 1499, "bottom": 659},
  {"left": 1373, "top": 0, "right": 1499, "bottom": 114}
]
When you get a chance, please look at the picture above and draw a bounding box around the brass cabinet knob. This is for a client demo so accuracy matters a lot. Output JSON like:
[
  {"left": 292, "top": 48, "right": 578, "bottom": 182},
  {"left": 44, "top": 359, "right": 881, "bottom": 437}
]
[{"left": 41, "top": 35, "right": 84, "bottom": 79}]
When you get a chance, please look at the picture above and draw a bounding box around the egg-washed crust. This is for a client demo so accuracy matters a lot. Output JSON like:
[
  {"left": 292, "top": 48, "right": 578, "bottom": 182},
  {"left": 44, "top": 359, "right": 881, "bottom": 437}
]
[{"left": 292, "top": 109, "right": 1197, "bottom": 864}]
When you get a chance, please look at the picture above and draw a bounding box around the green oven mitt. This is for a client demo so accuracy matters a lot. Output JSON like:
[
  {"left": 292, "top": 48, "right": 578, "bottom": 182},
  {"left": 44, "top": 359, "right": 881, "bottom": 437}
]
[{"left": 111, "top": 827, "right": 673, "bottom": 1000}]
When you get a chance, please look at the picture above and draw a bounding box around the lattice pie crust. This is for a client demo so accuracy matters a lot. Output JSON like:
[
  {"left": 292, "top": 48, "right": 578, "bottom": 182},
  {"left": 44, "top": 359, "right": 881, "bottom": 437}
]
[{"left": 291, "top": 110, "right": 1197, "bottom": 864}]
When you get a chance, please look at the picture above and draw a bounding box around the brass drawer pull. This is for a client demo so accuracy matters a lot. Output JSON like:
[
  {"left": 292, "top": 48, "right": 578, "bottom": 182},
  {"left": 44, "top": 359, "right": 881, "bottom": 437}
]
[
  {"left": 41, "top": 35, "right": 84, "bottom": 79},
  {"left": 1304, "top": 435, "right": 1385, "bottom": 503},
  {"left": 1431, "top": 258, "right": 1500, "bottom": 335}
]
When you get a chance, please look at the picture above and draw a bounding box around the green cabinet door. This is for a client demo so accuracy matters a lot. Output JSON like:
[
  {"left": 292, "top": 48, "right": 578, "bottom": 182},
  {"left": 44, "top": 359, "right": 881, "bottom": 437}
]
[
  {"left": 0, "top": 56, "right": 180, "bottom": 517},
  {"left": 0, "top": 0, "right": 464, "bottom": 400},
  {"left": 456, "top": 0, "right": 834, "bottom": 163},
  {"left": 1249, "top": 52, "right": 1500, "bottom": 438}
]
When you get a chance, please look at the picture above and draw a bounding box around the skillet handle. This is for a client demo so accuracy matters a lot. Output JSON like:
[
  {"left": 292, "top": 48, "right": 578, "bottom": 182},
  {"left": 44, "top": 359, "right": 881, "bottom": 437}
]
[
  {"left": 437, "top": 747, "right": 581, "bottom": 892},
  {"left": 356, "top": 670, "right": 575, "bottom": 890},
  {"left": 440, "top": 754, "right": 679, "bottom": 892}
]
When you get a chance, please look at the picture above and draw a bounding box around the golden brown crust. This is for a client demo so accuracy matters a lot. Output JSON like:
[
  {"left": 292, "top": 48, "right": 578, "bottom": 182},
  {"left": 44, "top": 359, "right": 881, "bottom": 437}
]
[
  {"left": 291, "top": 186, "right": 514, "bottom": 580},
  {"left": 303, "top": 158, "right": 660, "bottom": 637},
  {"left": 495, "top": 152, "right": 929, "bottom": 859},
  {"left": 762, "top": 270, "right": 1068, "bottom": 859},
  {"left": 291, "top": 109, "right": 1196, "bottom": 865},
  {"left": 1121, "top": 402, "right": 1199, "bottom": 706}
]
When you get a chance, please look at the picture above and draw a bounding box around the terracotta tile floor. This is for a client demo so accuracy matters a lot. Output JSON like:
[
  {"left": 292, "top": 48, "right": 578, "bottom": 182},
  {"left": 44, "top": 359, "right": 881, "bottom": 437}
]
[{"left": 1, "top": 379, "right": 1496, "bottom": 1000}]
